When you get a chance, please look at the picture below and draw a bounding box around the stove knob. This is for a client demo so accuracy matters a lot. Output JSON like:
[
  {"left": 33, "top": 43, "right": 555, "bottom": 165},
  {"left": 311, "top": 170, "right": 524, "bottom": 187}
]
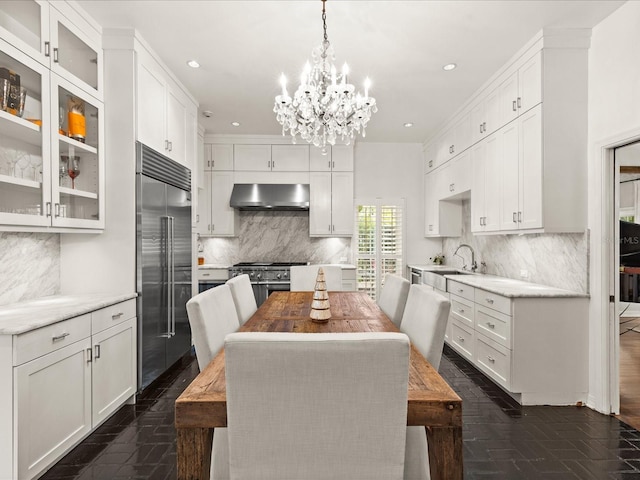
[
  {"left": 276, "top": 273, "right": 281, "bottom": 279},
  {"left": 283, "top": 271, "right": 289, "bottom": 278},
  {"left": 249, "top": 272, "right": 255, "bottom": 278},
  {"left": 256, "top": 273, "right": 262, "bottom": 280}
]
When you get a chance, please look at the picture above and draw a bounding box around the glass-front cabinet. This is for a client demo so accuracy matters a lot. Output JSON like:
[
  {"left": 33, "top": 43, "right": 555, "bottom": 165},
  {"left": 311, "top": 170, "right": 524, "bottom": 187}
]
[{"left": 0, "top": 1, "right": 104, "bottom": 231}]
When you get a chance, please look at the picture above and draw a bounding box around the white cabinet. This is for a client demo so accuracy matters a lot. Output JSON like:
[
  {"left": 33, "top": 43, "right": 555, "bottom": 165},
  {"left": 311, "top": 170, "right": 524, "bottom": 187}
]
[
  {"left": 204, "top": 144, "right": 234, "bottom": 171},
  {"left": 198, "top": 171, "right": 237, "bottom": 236},
  {"left": 234, "top": 144, "right": 271, "bottom": 171},
  {"left": 423, "top": 167, "right": 462, "bottom": 237},
  {"left": 445, "top": 281, "right": 588, "bottom": 405},
  {"left": 4, "top": 298, "right": 137, "bottom": 480},
  {"left": 0, "top": 23, "right": 105, "bottom": 231},
  {"left": 470, "top": 86, "right": 500, "bottom": 144},
  {"left": 137, "top": 55, "right": 188, "bottom": 165},
  {"left": 499, "top": 105, "right": 543, "bottom": 231},
  {"left": 309, "top": 171, "right": 353, "bottom": 236},
  {"left": 271, "top": 145, "right": 309, "bottom": 171},
  {"left": 0, "top": 1, "right": 103, "bottom": 101},
  {"left": 498, "top": 52, "right": 542, "bottom": 127},
  {"left": 310, "top": 144, "right": 354, "bottom": 172},
  {"left": 471, "top": 133, "right": 501, "bottom": 233},
  {"left": 439, "top": 150, "right": 471, "bottom": 200},
  {"left": 15, "top": 337, "right": 92, "bottom": 480},
  {"left": 341, "top": 267, "right": 357, "bottom": 291}
]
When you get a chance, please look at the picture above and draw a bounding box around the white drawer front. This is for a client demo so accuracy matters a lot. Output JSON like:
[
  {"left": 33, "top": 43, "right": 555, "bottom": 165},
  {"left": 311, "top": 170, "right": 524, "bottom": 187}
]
[
  {"left": 475, "top": 288, "right": 511, "bottom": 315},
  {"left": 447, "top": 280, "right": 474, "bottom": 302},
  {"left": 198, "top": 269, "right": 229, "bottom": 282},
  {"left": 475, "top": 304, "right": 511, "bottom": 348},
  {"left": 475, "top": 333, "right": 511, "bottom": 389},
  {"left": 450, "top": 319, "right": 474, "bottom": 362},
  {"left": 91, "top": 299, "right": 137, "bottom": 334},
  {"left": 449, "top": 294, "right": 474, "bottom": 329},
  {"left": 15, "top": 315, "right": 91, "bottom": 366}
]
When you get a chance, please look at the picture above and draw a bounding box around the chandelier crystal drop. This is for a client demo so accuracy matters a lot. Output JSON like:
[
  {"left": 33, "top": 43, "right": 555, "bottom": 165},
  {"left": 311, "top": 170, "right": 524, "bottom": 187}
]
[{"left": 273, "top": 0, "right": 377, "bottom": 150}]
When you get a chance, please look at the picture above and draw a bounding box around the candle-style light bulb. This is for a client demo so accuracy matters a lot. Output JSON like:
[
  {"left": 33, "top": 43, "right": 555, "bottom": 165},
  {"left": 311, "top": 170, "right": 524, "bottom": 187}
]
[
  {"left": 364, "top": 77, "right": 371, "bottom": 98},
  {"left": 280, "top": 73, "right": 288, "bottom": 96},
  {"left": 342, "top": 63, "right": 349, "bottom": 85}
]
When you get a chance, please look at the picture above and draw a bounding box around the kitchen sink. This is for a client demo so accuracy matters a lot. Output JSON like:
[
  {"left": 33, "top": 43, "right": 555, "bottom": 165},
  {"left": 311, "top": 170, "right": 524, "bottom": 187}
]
[{"left": 422, "top": 268, "right": 473, "bottom": 291}]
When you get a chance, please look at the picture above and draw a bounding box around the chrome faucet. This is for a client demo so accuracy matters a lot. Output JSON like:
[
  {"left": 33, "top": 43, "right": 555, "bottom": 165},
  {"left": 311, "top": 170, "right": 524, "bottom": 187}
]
[{"left": 453, "top": 244, "right": 478, "bottom": 272}]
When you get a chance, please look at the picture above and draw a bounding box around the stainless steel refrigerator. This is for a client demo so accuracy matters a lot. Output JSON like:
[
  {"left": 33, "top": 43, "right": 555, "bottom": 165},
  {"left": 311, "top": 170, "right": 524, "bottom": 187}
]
[{"left": 136, "top": 142, "right": 192, "bottom": 390}]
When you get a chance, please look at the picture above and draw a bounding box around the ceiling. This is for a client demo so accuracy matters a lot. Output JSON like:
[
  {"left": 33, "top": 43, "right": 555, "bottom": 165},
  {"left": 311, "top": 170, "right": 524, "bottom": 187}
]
[{"left": 76, "top": 0, "right": 624, "bottom": 144}]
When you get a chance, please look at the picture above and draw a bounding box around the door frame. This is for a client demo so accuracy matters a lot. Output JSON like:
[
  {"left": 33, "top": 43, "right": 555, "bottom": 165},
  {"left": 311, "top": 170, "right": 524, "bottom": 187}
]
[{"left": 592, "top": 127, "right": 640, "bottom": 414}]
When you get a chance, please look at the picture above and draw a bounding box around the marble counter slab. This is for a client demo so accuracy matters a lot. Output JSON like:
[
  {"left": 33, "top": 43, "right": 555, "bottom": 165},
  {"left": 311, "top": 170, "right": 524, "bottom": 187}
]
[
  {"left": 443, "top": 274, "right": 588, "bottom": 298},
  {"left": 408, "top": 264, "right": 468, "bottom": 273},
  {"left": 198, "top": 264, "right": 231, "bottom": 269},
  {"left": 0, "top": 293, "right": 138, "bottom": 335}
]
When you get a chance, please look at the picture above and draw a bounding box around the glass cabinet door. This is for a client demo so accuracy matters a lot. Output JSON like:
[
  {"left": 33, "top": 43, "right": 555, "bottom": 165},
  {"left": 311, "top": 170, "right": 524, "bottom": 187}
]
[
  {"left": 0, "top": 0, "right": 48, "bottom": 66},
  {"left": 48, "top": 7, "right": 102, "bottom": 101},
  {"left": 50, "top": 75, "right": 104, "bottom": 229},
  {"left": 0, "top": 38, "right": 50, "bottom": 227}
]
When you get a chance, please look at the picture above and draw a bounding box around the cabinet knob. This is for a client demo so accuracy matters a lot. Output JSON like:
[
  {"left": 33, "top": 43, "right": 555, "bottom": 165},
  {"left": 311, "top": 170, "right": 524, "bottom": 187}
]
[
  {"left": 486, "top": 322, "right": 495, "bottom": 329},
  {"left": 486, "top": 298, "right": 494, "bottom": 304}
]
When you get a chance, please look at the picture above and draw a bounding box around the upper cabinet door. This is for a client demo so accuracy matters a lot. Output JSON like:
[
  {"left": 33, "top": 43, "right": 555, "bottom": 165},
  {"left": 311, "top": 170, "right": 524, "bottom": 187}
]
[
  {"left": 271, "top": 145, "right": 309, "bottom": 171},
  {"left": 331, "top": 145, "right": 354, "bottom": 171},
  {"left": 310, "top": 145, "right": 332, "bottom": 171},
  {"left": 499, "top": 72, "right": 519, "bottom": 126},
  {"left": 48, "top": 7, "right": 103, "bottom": 101},
  {"left": 0, "top": 1, "right": 48, "bottom": 64},
  {"left": 234, "top": 145, "right": 271, "bottom": 171},
  {"left": 166, "top": 87, "right": 187, "bottom": 164},
  {"left": 136, "top": 62, "right": 166, "bottom": 155},
  {"left": 205, "top": 144, "right": 234, "bottom": 171},
  {"left": 518, "top": 51, "right": 542, "bottom": 114}
]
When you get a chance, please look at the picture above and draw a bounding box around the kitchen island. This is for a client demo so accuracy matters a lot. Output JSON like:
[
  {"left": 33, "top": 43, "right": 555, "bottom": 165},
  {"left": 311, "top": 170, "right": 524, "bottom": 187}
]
[{"left": 0, "top": 293, "right": 137, "bottom": 480}]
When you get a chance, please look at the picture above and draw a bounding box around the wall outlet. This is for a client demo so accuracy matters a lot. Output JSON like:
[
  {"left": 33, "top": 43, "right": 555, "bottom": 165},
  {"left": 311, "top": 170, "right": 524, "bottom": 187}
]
[{"left": 520, "top": 269, "right": 529, "bottom": 279}]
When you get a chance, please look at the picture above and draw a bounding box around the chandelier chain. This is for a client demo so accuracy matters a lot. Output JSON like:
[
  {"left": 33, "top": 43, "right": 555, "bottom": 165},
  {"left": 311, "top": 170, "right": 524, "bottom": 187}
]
[{"left": 322, "top": 0, "right": 328, "bottom": 43}]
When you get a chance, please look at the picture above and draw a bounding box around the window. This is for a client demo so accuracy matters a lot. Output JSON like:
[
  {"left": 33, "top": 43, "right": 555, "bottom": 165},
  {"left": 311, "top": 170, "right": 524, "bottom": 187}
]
[{"left": 355, "top": 199, "right": 404, "bottom": 299}]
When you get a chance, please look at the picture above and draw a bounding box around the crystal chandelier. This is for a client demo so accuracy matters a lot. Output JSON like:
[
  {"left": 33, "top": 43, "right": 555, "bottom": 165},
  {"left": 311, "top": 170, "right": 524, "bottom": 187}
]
[{"left": 273, "top": 0, "right": 377, "bottom": 150}]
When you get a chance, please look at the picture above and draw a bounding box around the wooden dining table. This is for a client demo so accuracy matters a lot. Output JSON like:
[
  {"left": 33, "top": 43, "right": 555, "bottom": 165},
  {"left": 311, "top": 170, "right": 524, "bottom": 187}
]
[{"left": 175, "top": 291, "right": 463, "bottom": 480}]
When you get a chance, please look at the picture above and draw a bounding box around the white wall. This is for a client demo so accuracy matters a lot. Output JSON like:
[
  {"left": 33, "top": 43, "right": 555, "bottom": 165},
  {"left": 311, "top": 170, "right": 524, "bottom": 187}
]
[
  {"left": 354, "top": 142, "right": 441, "bottom": 268},
  {"left": 588, "top": 0, "right": 640, "bottom": 412}
]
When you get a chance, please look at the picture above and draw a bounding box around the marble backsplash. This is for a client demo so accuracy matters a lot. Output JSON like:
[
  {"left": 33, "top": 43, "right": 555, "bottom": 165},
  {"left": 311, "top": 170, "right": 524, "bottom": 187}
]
[
  {"left": 0, "top": 232, "right": 60, "bottom": 306},
  {"left": 442, "top": 201, "right": 589, "bottom": 293},
  {"left": 200, "top": 211, "right": 352, "bottom": 265}
]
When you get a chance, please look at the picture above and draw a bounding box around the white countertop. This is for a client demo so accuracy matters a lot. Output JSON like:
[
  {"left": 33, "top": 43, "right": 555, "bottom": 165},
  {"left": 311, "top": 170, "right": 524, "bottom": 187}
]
[
  {"left": 199, "top": 264, "right": 231, "bottom": 269},
  {"left": 0, "top": 293, "right": 138, "bottom": 335},
  {"left": 444, "top": 273, "right": 588, "bottom": 298}
]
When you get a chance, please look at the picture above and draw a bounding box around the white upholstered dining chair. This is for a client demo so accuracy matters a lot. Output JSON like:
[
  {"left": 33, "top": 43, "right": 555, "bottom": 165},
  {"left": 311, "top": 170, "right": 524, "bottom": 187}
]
[
  {"left": 289, "top": 264, "right": 343, "bottom": 291},
  {"left": 186, "top": 284, "right": 241, "bottom": 480},
  {"left": 224, "top": 331, "right": 411, "bottom": 480},
  {"left": 399, "top": 284, "right": 452, "bottom": 480},
  {"left": 377, "top": 273, "right": 411, "bottom": 327},
  {"left": 226, "top": 274, "right": 257, "bottom": 325}
]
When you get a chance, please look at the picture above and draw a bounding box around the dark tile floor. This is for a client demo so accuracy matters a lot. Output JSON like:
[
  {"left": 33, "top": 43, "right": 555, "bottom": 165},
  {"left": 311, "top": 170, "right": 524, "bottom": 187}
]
[{"left": 41, "top": 346, "right": 640, "bottom": 480}]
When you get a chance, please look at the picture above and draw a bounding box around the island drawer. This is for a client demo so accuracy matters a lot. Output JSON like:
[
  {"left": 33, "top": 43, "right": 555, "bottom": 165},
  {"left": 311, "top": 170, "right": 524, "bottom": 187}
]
[
  {"left": 14, "top": 314, "right": 91, "bottom": 366},
  {"left": 449, "top": 294, "right": 474, "bottom": 329},
  {"left": 475, "top": 304, "right": 511, "bottom": 348},
  {"left": 475, "top": 333, "right": 511, "bottom": 390},
  {"left": 91, "top": 299, "right": 136, "bottom": 334},
  {"left": 450, "top": 319, "right": 474, "bottom": 362},
  {"left": 447, "top": 280, "right": 474, "bottom": 302},
  {"left": 475, "top": 288, "right": 511, "bottom": 315}
]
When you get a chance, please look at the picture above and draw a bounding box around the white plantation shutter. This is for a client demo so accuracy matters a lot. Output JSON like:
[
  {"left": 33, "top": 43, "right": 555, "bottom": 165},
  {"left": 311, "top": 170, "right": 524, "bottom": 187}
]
[{"left": 355, "top": 200, "right": 404, "bottom": 300}]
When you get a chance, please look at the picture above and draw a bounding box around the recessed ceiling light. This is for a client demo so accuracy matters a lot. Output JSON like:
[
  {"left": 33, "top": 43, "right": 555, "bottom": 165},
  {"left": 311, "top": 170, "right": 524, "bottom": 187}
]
[
  {"left": 443, "top": 63, "right": 457, "bottom": 71},
  {"left": 404, "top": 122, "right": 414, "bottom": 128},
  {"left": 187, "top": 60, "right": 200, "bottom": 68},
  {"left": 231, "top": 121, "right": 240, "bottom": 127}
]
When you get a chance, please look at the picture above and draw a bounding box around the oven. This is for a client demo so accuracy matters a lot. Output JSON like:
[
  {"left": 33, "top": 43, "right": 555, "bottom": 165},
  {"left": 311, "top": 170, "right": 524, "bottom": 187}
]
[
  {"left": 410, "top": 267, "right": 423, "bottom": 285},
  {"left": 228, "top": 262, "right": 308, "bottom": 306}
]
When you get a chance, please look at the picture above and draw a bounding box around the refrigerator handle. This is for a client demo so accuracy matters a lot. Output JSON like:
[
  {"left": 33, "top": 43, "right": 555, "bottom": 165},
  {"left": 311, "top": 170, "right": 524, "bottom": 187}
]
[
  {"left": 170, "top": 216, "right": 176, "bottom": 337},
  {"left": 164, "top": 216, "right": 172, "bottom": 338}
]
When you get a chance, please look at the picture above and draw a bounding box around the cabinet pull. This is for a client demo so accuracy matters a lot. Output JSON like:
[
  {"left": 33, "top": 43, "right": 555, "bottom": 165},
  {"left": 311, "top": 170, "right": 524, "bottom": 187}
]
[
  {"left": 479, "top": 124, "right": 483, "bottom": 134},
  {"left": 513, "top": 212, "right": 517, "bottom": 223},
  {"left": 272, "top": 160, "right": 274, "bottom": 168},
  {"left": 211, "top": 159, "right": 214, "bottom": 168},
  {"left": 52, "top": 332, "right": 70, "bottom": 342},
  {"left": 196, "top": 214, "right": 199, "bottom": 223},
  {"left": 518, "top": 211, "right": 522, "bottom": 223},
  {"left": 428, "top": 160, "right": 433, "bottom": 168},
  {"left": 168, "top": 141, "right": 173, "bottom": 151},
  {"left": 487, "top": 355, "right": 495, "bottom": 363},
  {"left": 482, "top": 216, "right": 486, "bottom": 226},
  {"left": 46, "top": 202, "right": 52, "bottom": 217},
  {"left": 451, "top": 145, "right": 455, "bottom": 154},
  {"left": 44, "top": 41, "right": 50, "bottom": 57},
  {"left": 332, "top": 224, "right": 335, "bottom": 231},
  {"left": 512, "top": 100, "right": 517, "bottom": 112},
  {"left": 112, "top": 312, "right": 124, "bottom": 320},
  {"left": 483, "top": 122, "right": 487, "bottom": 132},
  {"left": 94, "top": 344, "right": 101, "bottom": 360},
  {"left": 458, "top": 308, "right": 465, "bottom": 313},
  {"left": 457, "top": 336, "right": 465, "bottom": 342},
  {"left": 165, "top": 139, "right": 169, "bottom": 151},
  {"left": 86, "top": 348, "right": 92, "bottom": 363},
  {"left": 486, "top": 298, "right": 494, "bottom": 304},
  {"left": 486, "top": 322, "right": 495, "bottom": 329},
  {"left": 202, "top": 273, "right": 211, "bottom": 277},
  {"left": 54, "top": 203, "right": 60, "bottom": 218},
  {"left": 332, "top": 161, "right": 335, "bottom": 169},
  {"left": 458, "top": 288, "right": 464, "bottom": 293},
  {"left": 517, "top": 97, "right": 521, "bottom": 109},
  {"left": 53, "top": 47, "right": 59, "bottom": 63},
  {"left": 328, "top": 160, "right": 331, "bottom": 168}
]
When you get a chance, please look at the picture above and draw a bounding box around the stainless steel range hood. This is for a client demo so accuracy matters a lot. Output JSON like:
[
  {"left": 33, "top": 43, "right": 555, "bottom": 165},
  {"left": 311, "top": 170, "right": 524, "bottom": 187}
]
[{"left": 229, "top": 183, "right": 310, "bottom": 211}]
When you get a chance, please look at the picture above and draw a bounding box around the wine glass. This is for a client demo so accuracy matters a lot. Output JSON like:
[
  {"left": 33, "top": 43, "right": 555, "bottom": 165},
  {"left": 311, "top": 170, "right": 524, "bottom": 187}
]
[{"left": 67, "top": 156, "right": 80, "bottom": 189}]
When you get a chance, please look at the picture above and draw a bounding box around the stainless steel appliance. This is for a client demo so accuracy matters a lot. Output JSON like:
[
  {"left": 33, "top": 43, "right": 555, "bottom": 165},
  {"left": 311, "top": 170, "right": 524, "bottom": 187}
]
[
  {"left": 136, "top": 142, "right": 192, "bottom": 390},
  {"left": 230, "top": 183, "right": 309, "bottom": 211},
  {"left": 228, "top": 262, "right": 308, "bottom": 306}
]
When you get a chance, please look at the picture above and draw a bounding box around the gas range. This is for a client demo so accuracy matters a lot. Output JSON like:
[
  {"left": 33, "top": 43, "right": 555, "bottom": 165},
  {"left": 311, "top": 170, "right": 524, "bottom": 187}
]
[{"left": 228, "top": 262, "right": 308, "bottom": 283}]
